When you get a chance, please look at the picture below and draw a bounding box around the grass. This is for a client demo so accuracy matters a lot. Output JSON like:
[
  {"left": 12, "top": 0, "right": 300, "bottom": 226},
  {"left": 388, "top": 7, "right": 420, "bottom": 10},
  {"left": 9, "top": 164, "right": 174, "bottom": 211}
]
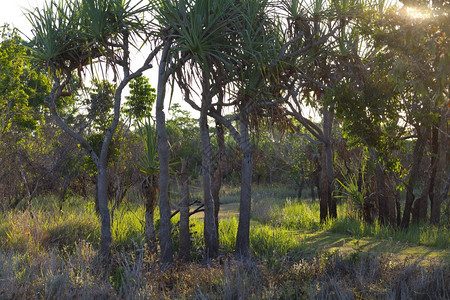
[{"left": 0, "top": 185, "right": 448, "bottom": 299}]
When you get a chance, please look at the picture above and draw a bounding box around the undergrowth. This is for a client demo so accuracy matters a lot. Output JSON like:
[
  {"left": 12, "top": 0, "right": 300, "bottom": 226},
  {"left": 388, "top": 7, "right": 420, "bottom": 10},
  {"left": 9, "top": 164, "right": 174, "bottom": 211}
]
[{"left": 0, "top": 190, "right": 448, "bottom": 299}]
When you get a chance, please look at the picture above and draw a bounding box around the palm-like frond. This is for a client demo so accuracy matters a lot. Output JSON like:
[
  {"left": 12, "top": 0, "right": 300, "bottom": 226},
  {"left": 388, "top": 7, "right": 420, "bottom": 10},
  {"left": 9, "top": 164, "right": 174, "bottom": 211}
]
[
  {"left": 153, "top": 0, "right": 250, "bottom": 84},
  {"left": 25, "top": 0, "right": 150, "bottom": 75},
  {"left": 137, "top": 117, "right": 158, "bottom": 176},
  {"left": 25, "top": 0, "right": 79, "bottom": 71}
]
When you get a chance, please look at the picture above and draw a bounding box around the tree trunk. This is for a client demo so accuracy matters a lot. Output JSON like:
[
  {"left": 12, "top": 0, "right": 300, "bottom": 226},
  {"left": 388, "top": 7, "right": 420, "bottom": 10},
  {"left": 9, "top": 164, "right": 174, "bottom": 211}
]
[
  {"left": 401, "top": 126, "right": 429, "bottom": 228},
  {"left": 178, "top": 158, "right": 191, "bottom": 261},
  {"left": 431, "top": 108, "right": 448, "bottom": 225},
  {"left": 235, "top": 111, "right": 252, "bottom": 257},
  {"left": 297, "top": 174, "right": 305, "bottom": 201},
  {"left": 323, "top": 105, "right": 336, "bottom": 219},
  {"left": 200, "top": 78, "right": 218, "bottom": 260},
  {"left": 412, "top": 138, "right": 431, "bottom": 223},
  {"left": 319, "top": 146, "right": 328, "bottom": 222},
  {"left": 310, "top": 179, "right": 316, "bottom": 202},
  {"left": 412, "top": 174, "right": 430, "bottom": 223},
  {"left": 97, "top": 161, "right": 112, "bottom": 261},
  {"left": 142, "top": 175, "right": 158, "bottom": 253},
  {"left": 212, "top": 122, "right": 226, "bottom": 240},
  {"left": 156, "top": 44, "right": 173, "bottom": 264},
  {"left": 310, "top": 163, "right": 317, "bottom": 202},
  {"left": 373, "top": 155, "right": 395, "bottom": 225},
  {"left": 145, "top": 206, "right": 156, "bottom": 252}
]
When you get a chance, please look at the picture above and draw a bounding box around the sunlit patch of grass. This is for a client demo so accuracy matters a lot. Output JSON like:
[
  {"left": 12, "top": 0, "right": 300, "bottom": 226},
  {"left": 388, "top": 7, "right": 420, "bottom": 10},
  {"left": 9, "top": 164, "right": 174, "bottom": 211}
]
[
  {"left": 268, "top": 199, "right": 320, "bottom": 231},
  {"left": 263, "top": 196, "right": 449, "bottom": 250},
  {"left": 250, "top": 224, "right": 306, "bottom": 265},
  {"left": 219, "top": 218, "right": 238, "bottom": 253},
  {"left": 111, "top": 204, "right": 145, "bottom": 249}
]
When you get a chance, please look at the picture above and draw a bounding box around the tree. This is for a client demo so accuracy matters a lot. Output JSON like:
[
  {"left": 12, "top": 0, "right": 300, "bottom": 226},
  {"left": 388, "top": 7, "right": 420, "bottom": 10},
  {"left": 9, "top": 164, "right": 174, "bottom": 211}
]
[
  {"left": 129, "top": 76, "right": 158, "bottom": 252},
  {"left": 137, "top": 117, "right": 159, "bottom": 253},
  {"left": 338, "top": 0, "right": 449, "bottom": 227},
  {"left": 154, "top": 0, "right": 251, "bottom": 259},
  {"left": 26, "top": 0, "right": 158, "bottom": 260},
  {"left": 278, "top": 0, "right": 346, "bottom": 222},
  {"left": 0, "top": 25, "right": 53, "bottom": 209}
]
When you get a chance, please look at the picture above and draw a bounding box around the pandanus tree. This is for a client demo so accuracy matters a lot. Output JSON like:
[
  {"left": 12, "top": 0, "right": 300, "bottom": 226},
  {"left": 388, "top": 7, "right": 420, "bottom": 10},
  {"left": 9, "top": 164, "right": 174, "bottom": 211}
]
[
  {"left": 26, "top": 0, "right": 159, "bottom": 260},
  {"left": 155, "top": 0, "right": 281, "bottom": 258},
  {"left": 137, "top": 116, "right": 159, "bottom": 253},
  {"left": 154, "top": 0, "right": 252, "bottom": 259},
  {"left": 130, "top": 76, "right": 158, "bottom": 252},
  {"left": 331, "top": 0, "right": 406, "bottom": 226},
  {"left": 277, "top": 0, "right": 345, "bottom": 222}
]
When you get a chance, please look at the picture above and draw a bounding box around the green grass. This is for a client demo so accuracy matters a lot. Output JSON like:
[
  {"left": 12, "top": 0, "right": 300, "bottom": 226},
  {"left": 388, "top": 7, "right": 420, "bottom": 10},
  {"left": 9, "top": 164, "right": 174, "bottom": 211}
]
[
  {"left": 255, "top": 198, "right": 449, "bottom": 250},
  {"left": 0, "top": 186, "right": 448, "bottom": 299}
]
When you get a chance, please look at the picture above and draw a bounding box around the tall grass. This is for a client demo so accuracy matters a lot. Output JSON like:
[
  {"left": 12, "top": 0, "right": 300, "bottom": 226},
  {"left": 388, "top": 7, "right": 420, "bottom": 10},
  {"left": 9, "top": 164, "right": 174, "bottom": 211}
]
[
  {"left": 0, "top": 190, "right": 448, "bottom": 299},
  {"left": 262, "top": 198, "right": 449, "bottom": 249}
]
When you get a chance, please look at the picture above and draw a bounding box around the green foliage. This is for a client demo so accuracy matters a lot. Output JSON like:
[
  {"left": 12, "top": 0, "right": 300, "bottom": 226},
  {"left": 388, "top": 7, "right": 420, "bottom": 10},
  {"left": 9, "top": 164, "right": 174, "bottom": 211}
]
[
  {"left": 25, "top": 0, "right": 150, "bottom": 73},
  {"left": 166, "top": 104, "right": 201, "bottom": 176},
  {"left": 136, "top": 117, "right": 158, "bottom": 176},
  {"left": 0, "top": 25, "right": 43, "bottom": 135},
  {"left": 336, "top": 172, "right": 366, "bottom": 219},
  {"left": 124, "top": 76, "right": 156, "bottom": 123},
  {"left": 154, "top": 0, "right": 246, "bottom": 78},
  {"left": 84, "top": 79, "right": 116, "bottom": 131}
]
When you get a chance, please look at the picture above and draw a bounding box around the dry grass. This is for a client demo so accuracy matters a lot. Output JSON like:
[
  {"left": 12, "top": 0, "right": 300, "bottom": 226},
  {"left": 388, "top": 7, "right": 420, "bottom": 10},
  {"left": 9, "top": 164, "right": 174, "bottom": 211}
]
[
  {"left": 1, "top": 243, "right": 448, "bottom": 299},
  {"left": 0, "top": 191, "right": 448, "bottom": 299}
]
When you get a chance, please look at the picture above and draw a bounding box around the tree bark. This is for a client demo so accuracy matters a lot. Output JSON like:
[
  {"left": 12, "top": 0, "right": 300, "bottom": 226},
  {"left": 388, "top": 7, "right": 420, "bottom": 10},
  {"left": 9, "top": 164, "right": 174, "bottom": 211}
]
[
  {"left": 319, "top": 145, "right": 328, "bottom": 222},
  {"left": 142, "top": 175, "right": 158, "bottom": 253},
  {"left": 412, "top": 136, "right": 431, "bottom": 223},
  {"left": 212, "top": 122, "right": 226, "bottom": 240},
  {"left": 235, "top": 111, "right": 252, "bottom": 257},
  {"left": 178, "top": 158, "right": 191, "bottom": 261},
  {"left": 156, "top": 43, "right": 173, "bottom": 264},
  {"left": 323, "top": 105, "right": 336, "bottom": 219},
  {"left": 401, "top": 126, "right": 429, "bottom": 228},
  {"left": 431, "top": 108, "right": 448, "bottom": 225},
  {"left": 297, "top": 173, "right": 305, "bottom": 200},
  {"left": 200, "top": 77, "right": 218, "bottom": 259},
  {"left": 97, "top": 161, "right": 112, "bottom": 260},
  {"left": 373, "top": 155, "right": 395, "bottom": 225}
]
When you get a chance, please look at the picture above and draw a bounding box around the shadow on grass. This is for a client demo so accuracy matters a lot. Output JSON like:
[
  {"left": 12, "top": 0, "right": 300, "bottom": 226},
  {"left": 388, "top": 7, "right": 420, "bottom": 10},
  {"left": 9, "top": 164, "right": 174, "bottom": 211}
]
[{"left": 297, "top": 230, "right": 449, "bottom": 266}]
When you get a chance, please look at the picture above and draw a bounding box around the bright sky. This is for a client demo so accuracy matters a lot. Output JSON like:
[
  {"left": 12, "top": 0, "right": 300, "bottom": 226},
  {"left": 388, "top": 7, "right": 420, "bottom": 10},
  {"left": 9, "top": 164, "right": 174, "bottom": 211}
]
[{"left": 2, "top": 0, "right": 40, "bottom": 36}]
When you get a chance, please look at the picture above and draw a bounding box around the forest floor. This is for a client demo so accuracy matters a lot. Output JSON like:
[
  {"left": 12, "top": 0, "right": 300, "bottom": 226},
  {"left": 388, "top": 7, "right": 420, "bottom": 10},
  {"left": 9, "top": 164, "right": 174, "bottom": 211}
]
[
  {"left": 197, "top": 200, "right": 449, "bottom": 267},
  {"left": 0, "top": 185, "right": 448, "bottom": 299}
]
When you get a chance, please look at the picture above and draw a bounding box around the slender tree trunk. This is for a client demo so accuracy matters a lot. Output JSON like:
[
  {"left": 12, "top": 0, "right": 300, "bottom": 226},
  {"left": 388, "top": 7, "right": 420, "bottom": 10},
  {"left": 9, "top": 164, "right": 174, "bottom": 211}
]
[
  {"left": 142, "top": 175, "right": 158, "bottom": 253},
  {"left": 97, "top": 161, "right": 112, "bottom": 260},
  {"left": 310, "top": 163, "right": 317, "bottom": 202},
  {"left": 387, "top": 176, "right": 402, "bottom": 226},
  {"left": 212, "top": 122, "right": 226, "bottom": 240},
  {"left": 319, "top": 147, "right": 328, "bottom": 222},
  {"left": 178, "top": 158, "right": 191, "bottom": 261},
  {"left": 156, "top": 43, "right": 173, "bottom": 264},
  {"left": 413, "top": 128, "right": 433, "bottom": 223},
  {"left": 235, "top": 110, "right": 252, "bottom": 257},
  {"left": 200, "top": 78, "right": 218, "bottom": 259},
  {"left": 297, "top": 174, "right": 305, "bottom": 201},
  {"left": 310, "top": 179, "right": 316, "bottom": 202},
  {"left": 323, "top": 105, "right": 336, "bottom": 219},
  {"left": 145, "top": 206, "right": 156, "bottom": 252},
  {"left": 401, "top": 126, "right": 429, "bottom": 228},
  {"left": 426, "top": 126, "right": 438, "bottom": 220},
  {"left": 412, "top": 174, "right": 430, "bottom": 223},
  {"left": 357, "top": 168, "right": 363, "bottom": 194},
  {"left": 431, "top": 108, "right": 448, "bottom": 224},
  {"left": 373, "top": 157, "right": 395, "bottom": 225}
]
